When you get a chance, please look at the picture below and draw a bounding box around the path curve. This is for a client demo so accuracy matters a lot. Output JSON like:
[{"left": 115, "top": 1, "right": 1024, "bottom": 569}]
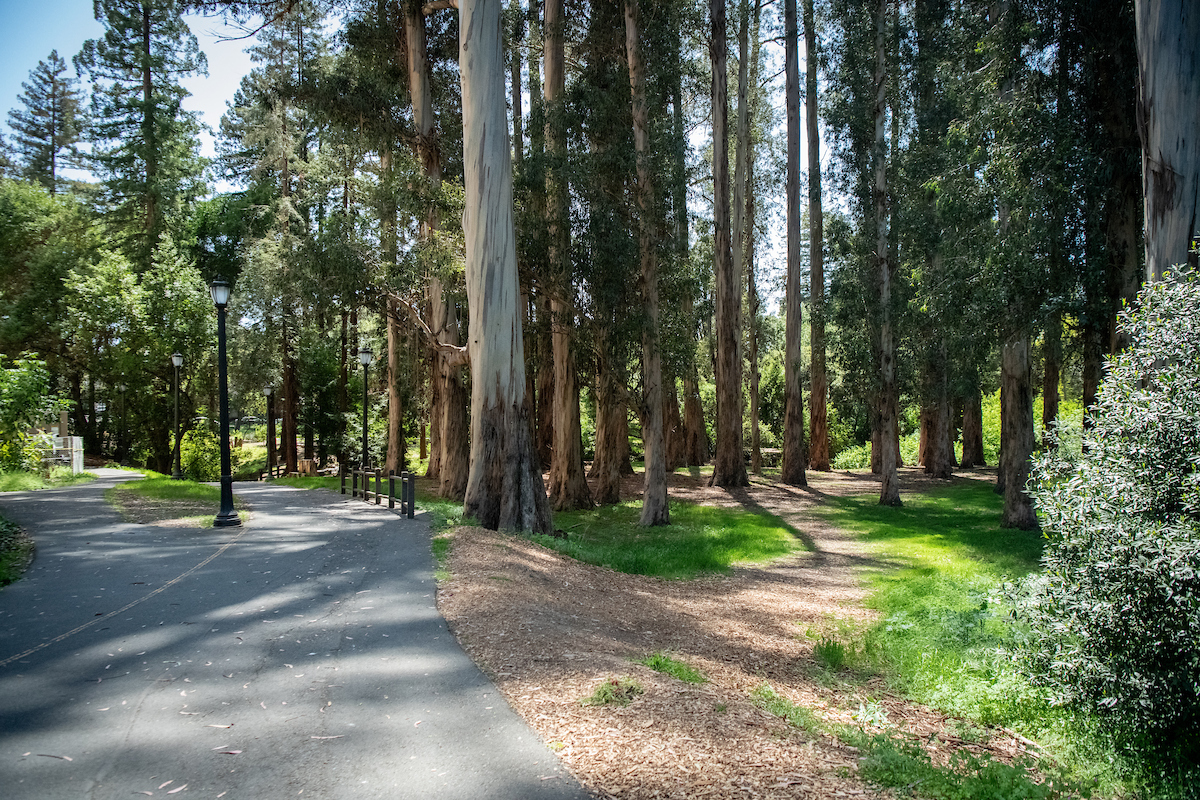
[{"left": 0, "top": 470, "right": 589, "bottom": 800}]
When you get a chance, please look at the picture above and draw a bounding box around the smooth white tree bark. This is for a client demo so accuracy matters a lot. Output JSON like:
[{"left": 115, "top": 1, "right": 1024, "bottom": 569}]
[{"left": 460, "top": 0, "right": 551, "bottom": 533}]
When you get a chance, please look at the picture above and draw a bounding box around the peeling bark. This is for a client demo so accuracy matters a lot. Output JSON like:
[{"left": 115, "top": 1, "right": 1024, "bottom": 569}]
[{"left": 460, "top": 0, "right": 552, "bottom": 534}]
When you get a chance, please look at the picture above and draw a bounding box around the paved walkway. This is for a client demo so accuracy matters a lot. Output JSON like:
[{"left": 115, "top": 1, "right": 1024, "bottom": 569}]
[{"left": 0, "top": 470, "right": 590, "bottom": 800}]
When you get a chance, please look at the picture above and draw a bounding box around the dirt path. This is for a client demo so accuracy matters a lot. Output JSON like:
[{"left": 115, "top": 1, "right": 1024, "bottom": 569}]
[{"left": 438, "top": 466, "right": 1023, "bottom": 799}]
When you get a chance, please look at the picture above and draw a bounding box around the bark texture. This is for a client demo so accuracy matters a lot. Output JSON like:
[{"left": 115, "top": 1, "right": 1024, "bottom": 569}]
[
  {"left": 1000, "top": 336, "right": 1037, "bottom": 529},
  {"left": 781, "top": 0, "right": 807, "bottom": 486},
  {"left": 709, "top": 0, "right": 749, "bottom": 488},
  {"left": 460, "top": 0, "right": 552, "bottom": 534},
  {"left": 1135, "top": 0, "right": 1200, "bottom": 281},
  {"left": 960, "top": 386, "right": 985, "bottom": 468},
  {"left": 625, "top": 0, "right": 668, "bottom": 525},
  {"left": 804, "top": 0, "right": 829, "bottom": 472}
]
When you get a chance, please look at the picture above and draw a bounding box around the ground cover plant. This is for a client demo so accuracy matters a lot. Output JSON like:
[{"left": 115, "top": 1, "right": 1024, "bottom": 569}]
[
  {"left": 107, "top": 471, "right": 245, "bottom": 526},
  {"left": 534, "top": 500, "right": 804, "bottom": 579},
  {"left": 635, "top": 652, "right": 707, "bottom": 684},
  {"left": 0, "top": 467, "right": 93, "bottom": 492}
]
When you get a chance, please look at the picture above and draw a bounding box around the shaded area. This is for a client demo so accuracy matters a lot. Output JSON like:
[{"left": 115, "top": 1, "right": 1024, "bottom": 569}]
[{"left": 0, "top": 472, "right": 588, "bottom": 800}]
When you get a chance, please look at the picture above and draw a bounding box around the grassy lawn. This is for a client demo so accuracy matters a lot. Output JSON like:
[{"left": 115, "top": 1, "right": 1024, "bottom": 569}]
[
  {"left": 107, "top": 472, "right": 247, "bottom": 526},
  {"left": 536, "top": 499, "right": 806, "bottom": 580},
  {"left": 0, "top": 468, "right": 95, "bottom": 492}
]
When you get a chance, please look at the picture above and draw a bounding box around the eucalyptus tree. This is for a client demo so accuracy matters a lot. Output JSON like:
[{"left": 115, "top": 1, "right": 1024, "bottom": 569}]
[
  {"left": 1135, "top": 0, "right": 1200, "bottom": 281},
  {"left": 709, "top": 0, "right": 749, "bottom": 488},
  {"left": 803, "top": 0, "right": 830, "bottom": 472},
  {"left": 460, "top": 0, "right": 552, "bottom": 534},
  {"left": 75, "top": 0, "right": 207, "bottom": 269},
  {"left": 780, "top": 0, "right": 807, "bottom": 485},
  {"left": 7, "top": 51, "right": 82, "bottom": 195}
]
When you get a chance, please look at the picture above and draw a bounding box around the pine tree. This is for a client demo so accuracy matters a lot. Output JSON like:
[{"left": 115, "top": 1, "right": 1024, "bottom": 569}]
[
  {"left": 75, "top": 0, "right": 207, "bottom": 268},
  {"left": 7, "top": 51, "right": 82, "bottom": 195}
]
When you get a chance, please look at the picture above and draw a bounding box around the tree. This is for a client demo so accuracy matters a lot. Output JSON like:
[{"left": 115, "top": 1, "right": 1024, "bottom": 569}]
[
  {"left": 624, "top": 0, "right": 668, "bottom": 526},
  {"left": 709, "top": 0, "right": 748, "bottom": 489},
  {"left": 543, "top": 0, "right": 593, "bottom": 511},
  {"left": 75, "top": 0, "right": 207, "bottom": 268},
  {"left": 460, "top": 0, "right": 552, "bottom": 534},
  {"left": 804, "top": 0, "right": 830, "bottom": 472},
  {"left": 780, "top": 0, "right": 807, "bottom": 486},
  {"left": 7, "top": 51, "right": 82, "bottom": 195},
  {"left": 1134, "top": 0, "right": 1200, "bottom": 281}
]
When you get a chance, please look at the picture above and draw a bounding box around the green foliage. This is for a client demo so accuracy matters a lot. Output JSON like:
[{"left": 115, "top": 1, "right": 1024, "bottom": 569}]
[
  {"left": 581, "top": 676, "right": 644, "bottom": 708},
  {"left": 1021, "top": 276, "right": 1200, "bottom": 781},
  {"left": 0, "top": 513, "right": 34, "bottom": 587},
  {"left": 0, "top": 355, "right": 63, "bottom": 471},
  {"left": 753, "top": 683, "right": 1062, "bottom": 799},
  {"left": 814, "top": 638, "right": 850, "bottom": 671},
  {"left": 179, "top": 428, "right": 220, "bottom": 482},
  {"left": 535, "top": 500, "right": 805, "bottom": 580},
  {"left": 635, "top": 652, "right": 706, "bottom": 684},
  {"left": 0, "top": 468, "right": 93, "bottom": 492}
]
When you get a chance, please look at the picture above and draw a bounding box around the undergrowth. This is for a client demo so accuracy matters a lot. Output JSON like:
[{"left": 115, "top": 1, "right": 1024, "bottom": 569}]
[
  {"left": 752, "top": 684, "right": 1066, "bottom": 799},
  {"left": 582, "top": 676, "right": 644, "bottom": 707},
  {"left": 0, "top": 467, "right": 94, "bottom": 492},
  {"left": 635, "top": 651, "right": 707, "bottom": 684},
  {"left": 534, "top": 499, "right": 805, "bottom": 579}
]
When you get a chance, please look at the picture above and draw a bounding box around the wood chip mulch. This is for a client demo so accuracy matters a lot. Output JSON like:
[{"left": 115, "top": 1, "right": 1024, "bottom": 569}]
[{"left": 437, "top": 467, "right": 1037, "bottom": 799}]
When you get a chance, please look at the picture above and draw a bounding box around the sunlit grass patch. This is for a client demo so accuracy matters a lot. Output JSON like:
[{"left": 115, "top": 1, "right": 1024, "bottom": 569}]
[
  {"left": 636, "top": 651, "right": 707, "bottom": 684},
  {"left": 0, "top": 468, "right": 95, "bottom": 492},
  {"left": 582, "top": 676, "right": 644, "bottom": 707},
  {"left": 537, "top": 499, "right": 805, "bottom": 580},
  {"left": 107, "top": 473, "right": 246, "bottom": 527}
]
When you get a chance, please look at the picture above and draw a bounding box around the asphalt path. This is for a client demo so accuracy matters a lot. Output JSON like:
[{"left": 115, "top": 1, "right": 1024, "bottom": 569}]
[{"left": 0, "top": 470, "right": 590, "bottom": 800}]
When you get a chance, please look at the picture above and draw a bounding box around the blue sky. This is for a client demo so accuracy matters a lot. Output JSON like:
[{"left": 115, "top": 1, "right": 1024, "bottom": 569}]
[{"left": 0, "top": 0, "right": 254, "bottom": 163}]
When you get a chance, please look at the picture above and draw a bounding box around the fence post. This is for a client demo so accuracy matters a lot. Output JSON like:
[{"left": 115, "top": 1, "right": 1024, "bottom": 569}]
[
  {"left": 388, "top": 470, "right": 395, "bottom": 509},
  {"left": 351, "top": 470, "right": 358, "bottom": 498},
  {"left": 340, "top": 467, "right": 346, "bottom": 495},
  {"left": 406, "top": 472, "right": 415, "bottom": 519},
  {"left": 399, "top": 471, "right": 409, "bottom": 516},
  {"left": 374, "top": 468, "right": 381, "bottom": 505}
]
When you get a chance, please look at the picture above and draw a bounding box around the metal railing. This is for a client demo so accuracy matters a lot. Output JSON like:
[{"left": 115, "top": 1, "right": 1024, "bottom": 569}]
[{"left": 341, "top": 467, "right": 417, "bottom": 519}]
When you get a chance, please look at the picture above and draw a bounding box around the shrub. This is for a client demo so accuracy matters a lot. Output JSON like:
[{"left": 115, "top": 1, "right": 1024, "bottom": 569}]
[
  {"left": 180, "top": 428, "right": 221, "bottom": 482},
  {"left": 1021, "top": 274, "right": 1200, "bottom": 771}
]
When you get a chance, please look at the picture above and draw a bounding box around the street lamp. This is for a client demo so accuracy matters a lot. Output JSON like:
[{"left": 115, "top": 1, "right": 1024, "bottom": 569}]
[
  {"left": 171, "top": 353, "right": 184, "bottom": 479},
  {"left": 117, "top": 384, "right": 127, "bottom": 464},
  {"left": 210, "top": 279, "right": 241, "bottom": 528},
  {"left": 358, "top": 346, "right": 373, "bottom": 469},
  {"left": 264, "top": 386, "right": 275, "bottom": 479}
]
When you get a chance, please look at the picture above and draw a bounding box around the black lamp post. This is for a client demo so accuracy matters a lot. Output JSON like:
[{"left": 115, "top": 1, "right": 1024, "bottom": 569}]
[
  {"left": 358, "top": 346, "right": 373, "bottom": 468},
  {"left": 211, "top": 279, "right": 241, "bottom": 528},
  {"left": 117, "top": 384, "right": 127, "bottom": 463},
  {"left": 264, "top": 386, "right": 275, "bottom": 479},
  {"left": 171, "top": 352, "right": 184, "bottom": 479}
]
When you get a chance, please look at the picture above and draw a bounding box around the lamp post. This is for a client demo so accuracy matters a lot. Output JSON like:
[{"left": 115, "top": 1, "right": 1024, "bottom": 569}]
[
  {"left": 264, "top": 386, "right": 275, "bottom": 479},
  {"left": 171, "top": 353, "right": 184, "bottom": 479},
  {"left": 210, "top": 279, "right": 241, "bottom": 527},
  {"left": 358, "top": 346, "right": 373, "bottom": 469},
  {"left": 117, "top": 384, "right": 126, "bottom": 464}
]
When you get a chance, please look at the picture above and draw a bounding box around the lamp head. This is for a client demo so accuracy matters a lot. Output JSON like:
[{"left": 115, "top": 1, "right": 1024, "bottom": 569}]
[
  {"left": 209, "top": 278, "right": 232, "bottom": 309},
  {"left": 358, "top": 346, "right": 374, "bottom": 367},
  {"left": 264, "top": 386, "right": 273, "bottom": 397},
  {"left": 171, "top": 352, "right": 183, "bottom": 368}
]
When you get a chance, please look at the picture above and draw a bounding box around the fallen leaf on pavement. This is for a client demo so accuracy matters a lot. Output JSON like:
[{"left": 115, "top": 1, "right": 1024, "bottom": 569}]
[{"left": 37, "top": 754, "right": 73, "bottom": 761}]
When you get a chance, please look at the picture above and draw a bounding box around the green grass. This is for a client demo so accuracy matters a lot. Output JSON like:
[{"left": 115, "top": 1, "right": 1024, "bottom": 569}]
[
  {"left": 0, "top": 513, "right": 34, "bottom": 586},
  {"left": 107, "top": 472, "right": 247, "bottom": 527},
  {"left": 635, "top": 652, "right": 707, "bottom": 684},
  {"left": 582, "top": 676, "right": 644, "bottom": 707},
  {"left": 271, "top": 474, "right": 343, "bottom": 491},
  {"left": 0, "top": 468, "right": 95, "bottom": 492},
  {"left": 752, "top": 684, "right": 1064, "bottom": 799},
  {"left": 535, "top": 499, "right": 805, "bottom": 580},
  {"left": 816, "top": 480, "right": 1047, "bottom": 726}
]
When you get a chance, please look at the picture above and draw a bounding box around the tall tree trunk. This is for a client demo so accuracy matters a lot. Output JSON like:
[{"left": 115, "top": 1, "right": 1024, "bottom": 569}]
[
  {"left": 544, "top": 0, "right": 592, "bottom": 510},
  {"left": 744, "top": 0, "right": 764, "bottom": 478},
  {"left": 874, "top": 0, "right": 900, "bottom": 506},
  {"left": 923, "top": 345, "right": 953, "bottom": 479},
  {"left": 1043, "top": 310, "right": 1061, "bottom": 443},
  {"left": 590, "top": 327, "right": 624, "bottom": 505},
  {"left": 1000, "top": 337, "right": 1037, "bottom": 529},
  {"left": 338, "top": 309, "right": 349, "bottom": 468},
  {"left": 282, "top": 313, "right": 299, "bottom": 474},
  {"left": 804, "top": 0, "right": 829, "bottom": 472},
  {"left": 1135, "top": 0, "right": 1200, "bottom": 282},
  {"left": 664, "top": 376, "right": 686, "bottom": 471},
  {"left": 960, "top": 385, "right": 985, "bottom": 468},
  {"left": 528, "top": 8, "right": 554, "bottom": 470},
  {"left": 709, "top": 0, "right": 749, "bottom": 488},
  {"left": 682, "top": 296, "right": 709, "bottom": 466},
  {"left": 460, "top": 0, "right": 552, "bottom": 534},
  {"left": 625, "top": 0, "right": 668, "bottom": 525},
  {"left": 781, "top": 0, "right": 807, "bottom": 486},
  {"left": 509, "top": 0, "right": 524, "bottom": 171},
  {"left": 386, "top": 302, "right": 406, "bottom": 473}
]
